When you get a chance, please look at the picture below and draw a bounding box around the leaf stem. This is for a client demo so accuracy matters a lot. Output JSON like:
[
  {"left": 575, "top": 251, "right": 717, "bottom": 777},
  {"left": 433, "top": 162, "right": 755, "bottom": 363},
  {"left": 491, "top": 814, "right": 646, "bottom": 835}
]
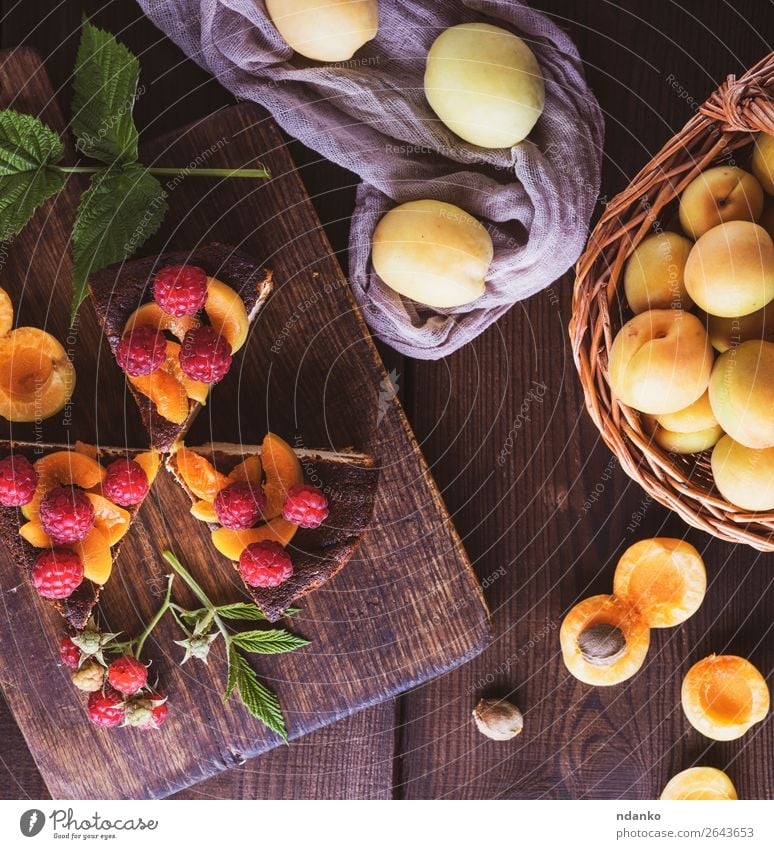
[
  {"left": 54, "top": 165, "right": 102, "bottom": 174},
  {"left": 162, "top": 550, "right": 230, "bottom": 643},
  {"left": 146, "top": 166, "right": 270, "bottom": 179},
  {"left": 134, "top": 572, "right": 175, "bottom": 659}
]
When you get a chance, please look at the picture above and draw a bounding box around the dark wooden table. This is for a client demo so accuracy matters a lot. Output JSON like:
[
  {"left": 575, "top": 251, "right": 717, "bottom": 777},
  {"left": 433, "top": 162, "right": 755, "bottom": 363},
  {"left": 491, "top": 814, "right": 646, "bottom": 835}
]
[{"left": 1, "top": 0, "right": 772, "bottom": 800}]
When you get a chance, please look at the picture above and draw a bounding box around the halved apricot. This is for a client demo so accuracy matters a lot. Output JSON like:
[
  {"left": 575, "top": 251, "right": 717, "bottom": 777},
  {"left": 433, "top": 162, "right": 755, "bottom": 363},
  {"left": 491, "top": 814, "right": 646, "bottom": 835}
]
[
  {"left": 19, "top": 520, "right": 52, "bottom": 548},
  {"left": 205, "top": 278, "right": 249, "bottom": 353},
  {"left": 191, "top": 499, "right": 218, "bottom": 523},
  {"left": 174, "top": 448, "right": 229, "bottom": 500},
  {"left": 134, "top": 450, "right": 161, "bottom": 485},
  {"left": 0, "top": 328, "right": 76, "bottom": 422},
  {"left": 261, "top": 433, "right": 303, "bottom": 519},
  {"left": 661, "top": 767, "right": 738, "bottom": 800},
  {"left": 124, "top": 301, "right": 200, "bottom": 342},
  {"left": 228, "top": 455, "right": 262, "bottom": 485},
  {"left": 130, "top": 366, "right": 190, "bottom": 425},
  {"left": 86, "top": 493, "right": 130, "bottom": 546},
  {"left": 613, "top": 538, "right": 706, "bottom": 628},
  {"left": 165, "top": 341, "right": 209, "bottom": 404},
  {"left": 23, "top": 451, "right": 107, "bottom": 521},
  {"left": 72, "top": 526, "right": 112, "bottom": 584},
  {"left": 682, "top": 654, "right": 770, "bottom": 741},
  {"left": 211, "top": 517, "right": 298, "bottom": 561},
  {"left": 560, "top": 594, "right": 650, "bottom": 686}
]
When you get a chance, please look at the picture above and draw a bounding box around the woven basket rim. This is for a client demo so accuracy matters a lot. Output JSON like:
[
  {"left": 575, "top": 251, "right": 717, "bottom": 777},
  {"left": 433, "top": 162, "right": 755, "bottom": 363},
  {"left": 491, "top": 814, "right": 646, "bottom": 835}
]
[{"left": 570, "top": 50, "right": 774, "bottom": 552}]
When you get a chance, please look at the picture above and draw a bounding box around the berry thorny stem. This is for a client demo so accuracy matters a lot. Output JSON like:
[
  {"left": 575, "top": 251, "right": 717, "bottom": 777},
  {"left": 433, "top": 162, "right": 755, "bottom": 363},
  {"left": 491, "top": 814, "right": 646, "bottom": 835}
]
[
  {"left": 53, "top": 165, "right": 271, "bottom": 179},
  {"left": 133, "top": 572, "right": 175, "bottom": 659},
  {"left": 162, "top": 550, "right": 230, "bottom": 643}
]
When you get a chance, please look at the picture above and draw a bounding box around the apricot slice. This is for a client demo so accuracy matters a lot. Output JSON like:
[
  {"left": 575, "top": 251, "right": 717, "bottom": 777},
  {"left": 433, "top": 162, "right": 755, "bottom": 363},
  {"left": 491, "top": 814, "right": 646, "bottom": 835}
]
[
  {"left": 191, "top": 499, "right": 218, "bottom": 523},
  {"left": 74, "top": 441, "right": 98, "bottom": 459},
  {"left": 682, "top": 655, "right": 770, "bottom": 741},
  {"left": 0, "top": 327, "right": 76, "bottom": 422},
  {"left": 134, "top": 450, "right": 161, "bottom": 485},
  {"left": 19, "top": 520, "right": 52, "bottom": 548},
  {"left": 0, "top": 288, "right": 14, "bottom": 337},
  {"left": 72, "top": 526, "right": 113, "bottom": 584},
  {"left": 205, "top": 278, "right": 249, "bottom": 353},
  {"left": 661, "top": 767, "right": 738, "bottom": 800},
  {"left": 129, "top": 365, "right": 190, "bottom": 426},
  {"left": 228, "top": 455, "right": 262, "bottom": 485},
  {"left": 85, "top": 493, "right": 130, "bottom": 546},
  {"left": 211, "top": 517, "right": 298, "bottom": 561},
  {"left": 175, "top": 448, "right": 229, "bottom": 501},
  {"left": 261, "top": 433, "right": 303, "bottom": 519},
  {"left": 560, "top": 594, "right": 650, "bottom": 686},
  {"left": 23, "top": 451, "right": 107, "bottom": 521},
  {"left": 613, "top": 538, "right": 706, "bottom": 628},
  {"left": 124, "top": 301, "right": 200, "bottom": 342},
  {"left": 165, "top": 341, "right": 209, "bottom": 404}
]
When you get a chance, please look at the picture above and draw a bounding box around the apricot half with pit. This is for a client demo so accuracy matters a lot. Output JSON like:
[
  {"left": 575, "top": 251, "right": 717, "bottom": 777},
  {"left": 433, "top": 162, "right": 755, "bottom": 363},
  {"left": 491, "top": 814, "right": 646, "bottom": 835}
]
[
  {"left": 661, "top": 767, "right": 738, "bottom": 801},
  {"left": 613, "top": 538, "right": 706, "bottom": 628},
  {"left": 682, "top": 654, "right": 770, "bottom": 741},
  {"left": 560, "top": 594, "right": 650, "bottom": 686}
]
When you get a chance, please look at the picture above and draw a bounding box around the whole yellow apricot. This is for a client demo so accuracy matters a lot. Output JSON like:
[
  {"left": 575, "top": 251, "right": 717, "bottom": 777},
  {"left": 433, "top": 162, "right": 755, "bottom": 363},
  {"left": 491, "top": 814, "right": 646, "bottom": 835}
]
[
  {"left": 609, "top": 310, "right": 713, "bottom": 415},
  {"left": 652, "top": 422, "right": 723, "bottom": 454},
  {"left": 752, "top": 132, "right": 774, "bottom": 195},
  {"left": 705, "top": 304, "right": 774, "bottom": 353},
  {"left": 623, "top": 232, "right": 694, "bottom": 313},
  {"left": 709, "top": 340, "right": 774, "bottom": 449},
  {"left": 372, "top": 199, "right": 492, "bottom": 308},
  {"left": 760, "top": 197, "right": 774, "bottom": 240},
  {"left": 265, "top": 0, "right": 378, "bottom": 62},
  {"left": 711, "top": 435, "right": 774, "bottom": 511},
  {"left": 657, "top": 390, "right": 717, "bottom": 433},
  {"left": 678, "top": 166, "right": 764, "bottom": 239},
  {"left": 684, "top": 221, "right": 774, "bottom": 318},
  {"left": 424, "top": 23, "right": 545, "bottom": 148}
]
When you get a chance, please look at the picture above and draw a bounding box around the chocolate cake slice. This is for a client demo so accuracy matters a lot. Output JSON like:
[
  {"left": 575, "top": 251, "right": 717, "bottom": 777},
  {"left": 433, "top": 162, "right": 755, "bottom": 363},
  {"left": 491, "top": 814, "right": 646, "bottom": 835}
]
[
  {"left": 167, "top": 438, "right": 379, "bottom": 621},
  {"left": 88, "top": 243, "right": 273, "bottom": 452},
  {"left": 0, "top": 440, "right": 159, "bottom": 630}
]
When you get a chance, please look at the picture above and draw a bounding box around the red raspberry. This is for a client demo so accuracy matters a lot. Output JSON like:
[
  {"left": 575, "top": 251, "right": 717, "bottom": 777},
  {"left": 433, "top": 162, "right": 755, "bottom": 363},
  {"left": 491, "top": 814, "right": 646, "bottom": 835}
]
[
  {"left": 153, "top": 264, "right": 208, "bottom": 317},
  {"left": 87, "top": 688, "right": 125, "bottom": 728},
  {"left": 107, "top": 655, "right": 148, "bottom": 696},
  {"left": 31, "top": 549, "right": 84, "bottom": 599},
  {"left": 126, "top": 692, "right": 169, "bottom": 730},
  {"left": 0, "top": 454, "right": 38, "bottom": 507},
  {"left": 59, "top": 636, "right": 81, "bottom": 669},
  {"left": 115, "top": 324, "right": 167, "bottom": 377},
  {"left": 214, "top": 481, "right": 266, "bottom": 530},
  {"left": 179, "top": 325, "right": 232, "bottom": 384},
  {"left": 239, "top": 540, "right": 293, "bottom": 588},
  {"left": 103, "top": 459, "right": 149, "bottom": 506},
  {"left": 282, "top": 484, "right": 329, "bottom": 528},
  {"left": 39, "top": 486, "right": 95, "bottom": 543}
]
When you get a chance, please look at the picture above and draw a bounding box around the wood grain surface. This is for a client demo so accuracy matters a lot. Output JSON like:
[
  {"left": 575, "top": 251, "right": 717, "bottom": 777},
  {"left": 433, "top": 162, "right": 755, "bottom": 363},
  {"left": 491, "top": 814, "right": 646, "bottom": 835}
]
[
  {"left": 1, "top": 0, "right": 773, "bottom": 800},
  {"left": 0, "top": 48, "right": 490, "bottom": 799}
]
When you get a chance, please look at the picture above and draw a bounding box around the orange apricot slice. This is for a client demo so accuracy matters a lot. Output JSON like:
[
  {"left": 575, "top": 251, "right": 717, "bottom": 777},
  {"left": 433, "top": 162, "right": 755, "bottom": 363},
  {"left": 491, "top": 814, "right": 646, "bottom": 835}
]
[
  {"left": 124, "top": 301, "right": 200, "bottom": 342},
  {"left": 0, "top": 288, "right": 13, "bottom": 337},
  {"left": 74, "top": 441, "right": 98, "bottom": 459},
  {"left": 661, "top": 767, "right": 738, "bottom": 800},
  {"left": 72, "top": 526, "right": 112, "bottom": 584},
  {"left": 175, "top": 448, "right": 229, "bottom": 500},
  {"left": 19, "top": 520, "right": 52, "bottom": 548},
  {"left": 261, "top": 433, "right": 303, "bottom": 519},
  {"left": 164, "top": 341, "right": 209, "bottom": 404},
  {"left": 129, "top": 366, "right": 190, "bottom": 426},
  {"left": 205, "top": 278, "right": 249, "bottom": 353},
  {"left": 0, "top": 327, "right": 76, "bottom": 422},
  {"left": 191, "top": 500, "right": 218, "bottom": 523},
  {"left": 613, "top": 538, "right": 706, "bottom": 628},
  {"left": 211, "top": 517, "right": 298, "bottom": 561},
  {"left": 134, "top": 450, "right": 161, "bottom": 485},
  {"left": 682, "top": 654, "right": 770, "bottom": 741},
  {"left": 560, "top": 594, "right": 650, "bottom": 686},
  {"left": 23, "top": 451, "right": 107, "bottom": 521},
  {"left": 228, "top": 455, "right": 263, "bottom": 485},
  {"left": 85, "top": 493, "right": 130, "bottom": 546}
]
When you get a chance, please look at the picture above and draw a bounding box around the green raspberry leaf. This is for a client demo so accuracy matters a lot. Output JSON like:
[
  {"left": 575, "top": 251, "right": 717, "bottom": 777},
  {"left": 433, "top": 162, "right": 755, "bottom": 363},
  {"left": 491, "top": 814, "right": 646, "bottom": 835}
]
[
  {"left": 0, "top": 110, "right": 66, "bottom": 240},
  {"left": 72, "top": 20, "right": 140, "bottom": 164},
  {"left": 234, "top": 650, "right": 288, "bottom": 741},
  {"left": 231, "top": 629, "right": 309, "bottom": 654},
  {"left": 216, "top": 603, "right": 270, "bottom": 622},
  {"left": 71, "top": 163, "right": 167, "bottom": 322}
]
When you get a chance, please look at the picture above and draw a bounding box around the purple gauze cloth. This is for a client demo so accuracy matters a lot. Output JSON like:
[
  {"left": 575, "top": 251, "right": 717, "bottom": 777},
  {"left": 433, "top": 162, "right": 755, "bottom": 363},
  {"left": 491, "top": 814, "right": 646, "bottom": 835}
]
[{"left": 138, "top": 0, "right": 604, "bottom": 359}]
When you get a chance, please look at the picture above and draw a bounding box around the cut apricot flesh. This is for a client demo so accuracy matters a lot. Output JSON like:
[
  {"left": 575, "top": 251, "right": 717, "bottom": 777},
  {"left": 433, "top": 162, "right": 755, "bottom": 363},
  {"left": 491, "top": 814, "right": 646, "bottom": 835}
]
[
  {"left": 175, "top": 448, "right": 229, "bottom": 500},
  {"left": 134, "top": 450, "right": 161, "bottom": 484},
  {"left": 228, "top": 455, "right": 262, "bottom": 485},
  {"left": 613, "top": 538, "right": 706, "bottom": 628},
  {"left": 72, "top": 526, "right": 113, "bottom": 584},
  {"left": 0, "top": 328, "right": 76, "bottom": 422},
  {"left": 74, "top": 441, "right": 98, "bottom": 459},
  {"left": 23, "top": 452, "right": 107, "bottom": 521},
  {"left": 211, "top": 517, "right": 298, "bottom": 561},
  {"left": 191, "top": 499, "right": 218, "bottom": 523},
  {"left": 0, "top": 289, "right": 13, "bottom": 337},
  {"left": 560, "top": 594, "right": 650, "bottom": 686},
  {"left": 261, "top": 433, "right": 303, "bottom": 519},
  {"left": 682, "top": 654, "right": 770, "bottom": 741},
  {"left": 85, "top": 493, "right": 130, "bottom": 546},
  {"left": 205, "top": 277, "right": 249, "bottom": 353},
  {"left": 661, "top": 767, "right": 738, "bottom": 800},
  {"left": 19, "top": 520, "right": 52, "bottom": 548},
  {"left": 130, "top": 365, "right": 190, "bottom": 426},
  {"left": 124, "top": 302, "right": 200, "bottom": 342}
]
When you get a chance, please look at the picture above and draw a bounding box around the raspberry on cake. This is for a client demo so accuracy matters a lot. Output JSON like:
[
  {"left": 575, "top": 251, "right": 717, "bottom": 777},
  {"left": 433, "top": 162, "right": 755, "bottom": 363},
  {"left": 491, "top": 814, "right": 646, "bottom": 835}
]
[
  {"left": 283, "top": 484, "right": 329, "bottom": 528},
  {"left": 239, "top": 540, "right": 293, "bottom": 588},
  {"left": 39, "top": 486, "right": 95, "bottom": 543},
  {"left": 103, "top": 459, "right": 149, "bottom": 507},
  {"left": 179, "top": 325, "right": 232, "bottom": 384},
  {"left": 153, "top": 264, "right": 208, "bottom": 317},
  {"left": 31, "top": 549, "right": 84, "bottom": 599},
  {"left": 116, "top": 324, "right": 167, "bottom": 377},
  {"left": 214, "top": 481, "right": 266, "bottom": 530},
  {"left": 0, "top": 454, "right": 37, "bottom": 506}
]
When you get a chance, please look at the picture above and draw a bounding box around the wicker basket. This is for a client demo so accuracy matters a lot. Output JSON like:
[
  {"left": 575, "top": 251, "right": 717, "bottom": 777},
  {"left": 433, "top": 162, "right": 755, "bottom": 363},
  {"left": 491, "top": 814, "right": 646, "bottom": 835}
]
[{"left": 570, "top": 52, "right": 774, "bottom": 552}]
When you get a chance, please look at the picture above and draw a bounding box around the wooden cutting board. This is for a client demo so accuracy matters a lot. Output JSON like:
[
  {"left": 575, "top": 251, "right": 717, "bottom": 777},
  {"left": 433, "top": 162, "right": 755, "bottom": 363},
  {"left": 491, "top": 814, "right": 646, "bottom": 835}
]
[{"left": 0, "top": 49, "right": 491, "bottom": 799}]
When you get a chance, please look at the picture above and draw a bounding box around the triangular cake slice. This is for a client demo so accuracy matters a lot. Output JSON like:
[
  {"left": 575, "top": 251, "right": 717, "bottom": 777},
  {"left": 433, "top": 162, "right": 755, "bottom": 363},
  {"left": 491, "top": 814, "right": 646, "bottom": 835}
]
[
  {"left": 167, "top": 434, "right": 379, "bottom": 621},
  {"left": 0, "top": 440, "right": 160, "bottom": 629},
  {"left": 89, "top": 243, "right": 273, "bottom": 452}
]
